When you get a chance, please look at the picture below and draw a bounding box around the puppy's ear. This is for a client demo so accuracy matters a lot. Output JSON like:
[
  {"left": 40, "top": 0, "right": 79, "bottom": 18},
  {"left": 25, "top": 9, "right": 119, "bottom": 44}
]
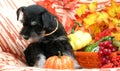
[
  {"left": 42, "top": 12, "right": 55, "bottom": 28},
  {"left": 16, "top": 7, "right": 26, "bottom": 20}
]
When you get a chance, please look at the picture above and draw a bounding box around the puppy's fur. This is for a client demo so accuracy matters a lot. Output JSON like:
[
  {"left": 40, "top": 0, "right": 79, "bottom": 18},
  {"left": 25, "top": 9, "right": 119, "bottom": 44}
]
[{"left": 17, "top": 5, "right": 81, "bottom": 68}]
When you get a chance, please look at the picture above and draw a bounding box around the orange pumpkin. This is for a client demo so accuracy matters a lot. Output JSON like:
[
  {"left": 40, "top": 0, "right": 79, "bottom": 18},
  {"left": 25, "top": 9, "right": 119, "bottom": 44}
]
[{"left": 44, "top": 51, "right": 74, "bottom": 69}]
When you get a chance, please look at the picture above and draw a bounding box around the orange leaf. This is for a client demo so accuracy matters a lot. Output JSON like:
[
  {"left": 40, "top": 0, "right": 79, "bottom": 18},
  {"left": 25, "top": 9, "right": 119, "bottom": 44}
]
[{"left": 89, "top": 24, "right": 101, "bottom": 37}]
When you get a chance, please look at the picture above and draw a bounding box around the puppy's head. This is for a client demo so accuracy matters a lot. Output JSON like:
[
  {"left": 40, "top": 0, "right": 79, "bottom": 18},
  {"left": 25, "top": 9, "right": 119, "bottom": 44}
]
[{"left": 17, "top": 5, "right": 58, "bottom": 41}]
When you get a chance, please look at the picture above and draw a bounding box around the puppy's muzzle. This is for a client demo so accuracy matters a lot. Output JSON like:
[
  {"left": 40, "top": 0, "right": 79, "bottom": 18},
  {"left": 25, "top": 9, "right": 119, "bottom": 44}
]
[
  {"left": 21, "top": 35, "right": 29, "bottom": 40},
  {"left": 20, "top": 31, "right": 30, "bottom": 40}
]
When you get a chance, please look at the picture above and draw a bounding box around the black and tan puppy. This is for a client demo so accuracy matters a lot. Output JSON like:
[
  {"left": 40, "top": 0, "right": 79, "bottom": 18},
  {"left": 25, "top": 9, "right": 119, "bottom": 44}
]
[{"left": 16, "top": 5, "right": 81, "bottom": 68}]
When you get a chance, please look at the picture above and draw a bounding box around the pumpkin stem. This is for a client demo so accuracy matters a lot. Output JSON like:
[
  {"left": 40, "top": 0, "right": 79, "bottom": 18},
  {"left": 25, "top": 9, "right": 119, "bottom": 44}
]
[{"left": 58, "top": 51, "right": 61, "bottom": 58}]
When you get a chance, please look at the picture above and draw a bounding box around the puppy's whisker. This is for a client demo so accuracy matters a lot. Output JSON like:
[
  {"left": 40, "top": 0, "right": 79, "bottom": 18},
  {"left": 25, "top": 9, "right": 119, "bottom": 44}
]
[{"left": 42, "top": 19, "right": 58, "bottom": 37}]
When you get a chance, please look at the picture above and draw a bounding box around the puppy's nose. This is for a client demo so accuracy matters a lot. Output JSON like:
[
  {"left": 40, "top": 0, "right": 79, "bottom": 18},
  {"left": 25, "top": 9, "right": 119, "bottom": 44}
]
[{"left": 22, "top": 35, "right": 29, "bottom": 40}]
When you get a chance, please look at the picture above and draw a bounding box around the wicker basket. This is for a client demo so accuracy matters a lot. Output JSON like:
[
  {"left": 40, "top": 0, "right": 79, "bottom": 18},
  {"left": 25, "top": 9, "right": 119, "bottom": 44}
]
[{"left": 74, "top": 51, "right": 119, "bottom": 68}]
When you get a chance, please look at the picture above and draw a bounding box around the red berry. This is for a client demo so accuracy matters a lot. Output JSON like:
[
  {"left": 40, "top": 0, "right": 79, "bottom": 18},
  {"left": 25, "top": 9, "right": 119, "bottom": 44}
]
[
  {"left": 103, "top": 48, "right": 111, "bottom": 55},
  {"left": 99, "top": 46, "right": 104, "bottom": 51},
  {"left": 112, "top": 47, "right": 118, "bottom": 52},
  {"left": 106, "top": 44, "right": 113, "bottom": 49},
  {"left": 102, "top": 63, "right": 113, "bottom": 68},
  {"left": 107, "top": 49, "right": 112, "bottom": 55},
  {"left": 102, "top": 57, "right": 108, "bottom": 64},
  {"left": 99, "top": 42, "right": 104, "bottom": 47},
  {"left": 98, "top": 40, "right": 115, "bottom": 68}
]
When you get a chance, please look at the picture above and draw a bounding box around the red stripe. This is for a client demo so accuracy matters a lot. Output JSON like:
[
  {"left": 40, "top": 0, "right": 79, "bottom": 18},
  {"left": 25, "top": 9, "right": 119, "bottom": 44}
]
[
  {"left": 10, "top": 0, "right": 18, "bottom": 9},
  {"left": 6, "top": 17, "right": 20, "bottom": 35},
  {"left": 0, "top": 0, "right": 34, "bottom": 63},
  {"left": 1, "top": 14, "right": 18, "bottom": 38},
  {"left": 78, "top": 1, "right": 110, "bottom": 4},
  {"left": 6, "top": 0, "right": 14, "bottom": 9},
  {"left": 0, "top": 22, "right": 17, "bottom": 52},
  {"left": 1, "top": 14, "right": 28, "bottom": 57},
  {"left": 0, "top": 34, "right": 9, "bottom": 52},
  {"left": 0, "top": 15, "right": 21, "bottom": 54},
  {"left": 8, "top": 0, "right": 18, "bottom": 9},
  {"left": 0, "top": 2, "right": 2, "bottom": 7},
  {"left": 5, "top": 18, "right": 29, "bottom": 49}
]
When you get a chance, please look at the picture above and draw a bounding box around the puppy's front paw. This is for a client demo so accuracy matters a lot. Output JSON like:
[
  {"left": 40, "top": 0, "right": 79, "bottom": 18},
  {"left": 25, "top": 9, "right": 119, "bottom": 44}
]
[
  {"left": 34, "top": 54, "right": 46, "bottom": 68},
  {"left": 74, "top": 59, "right": 83, "bottom": 69}
]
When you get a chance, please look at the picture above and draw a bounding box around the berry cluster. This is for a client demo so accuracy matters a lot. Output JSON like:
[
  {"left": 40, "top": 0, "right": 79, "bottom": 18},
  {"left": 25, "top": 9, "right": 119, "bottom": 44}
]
[
  {"left": 102, "top": 54, "right": 120, "bottom": 68},
  {"left": 98, "top": 40, "right": 118, "bottom": 67}
]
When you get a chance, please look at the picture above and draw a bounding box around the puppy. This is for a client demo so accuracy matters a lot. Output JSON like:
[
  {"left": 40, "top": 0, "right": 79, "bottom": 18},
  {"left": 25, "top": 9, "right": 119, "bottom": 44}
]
[{"left": 16, "top": 4, "right": 81, "bottom": 68}]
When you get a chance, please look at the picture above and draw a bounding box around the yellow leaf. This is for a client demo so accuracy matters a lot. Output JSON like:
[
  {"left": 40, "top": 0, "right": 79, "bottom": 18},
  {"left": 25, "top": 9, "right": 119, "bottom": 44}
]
[
  {"left": 89, "top": 2, "right": 97, "bottom": 12},
  {"left": 76, "top": 4, "right": 87, "bottom": 16},
  {"left": 110, "top": 0, "right": 117, "bottom": 7},
  {"left": 107, "top": 8, "right": 116, "bottom": 17},
  {"left": 111, "top": 33, "right": 120, "bottom": 41},
  {"left": 117, "top": 6, "right": 120, "bottom": 11},
  {"left": 83, "top": 13, "right": 98, "bottom": 28},
  {"left": 109, "top": 17, "right": 120, "bottom": 26},
  {"left": 116, "top": 7, "right": 120, "bottom": 16},
  {"left": 97, "top": 12, "right": 109, "bottom": 23},
  {"left": 106, "top": 0, "right": 120, "bottom": 17}
]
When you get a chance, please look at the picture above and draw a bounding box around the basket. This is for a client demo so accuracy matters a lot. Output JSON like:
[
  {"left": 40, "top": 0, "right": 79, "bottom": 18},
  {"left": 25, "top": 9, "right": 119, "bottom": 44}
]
[{"left": 74, "top": 51, "right": 119, "bottom": 68}]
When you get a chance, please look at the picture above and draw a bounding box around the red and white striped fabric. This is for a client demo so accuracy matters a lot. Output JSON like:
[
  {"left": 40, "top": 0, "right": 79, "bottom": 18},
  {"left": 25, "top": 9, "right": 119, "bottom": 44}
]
[
  {"left": 0, "top": 0, "right": 120, "bottom": 71},
  {"left": 0, "top": 0, "right": 35, "bottom": 62}
]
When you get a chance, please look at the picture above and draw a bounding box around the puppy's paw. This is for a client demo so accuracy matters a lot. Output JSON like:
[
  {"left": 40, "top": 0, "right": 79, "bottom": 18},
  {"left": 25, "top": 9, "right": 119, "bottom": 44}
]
[{"left": 34, "top": 54, "right": 46, "bottom": 68}]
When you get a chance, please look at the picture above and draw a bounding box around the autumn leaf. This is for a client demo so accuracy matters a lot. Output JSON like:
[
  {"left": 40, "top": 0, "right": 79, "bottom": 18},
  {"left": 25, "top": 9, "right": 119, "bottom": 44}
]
[
  {"left": 107, "top": 7, "right": 116, "bottom": 17},
  {"left": 109, "top": 17, "right": 120, "bottom": 26},
  {"left": 116, "top": 7, "right": 120, "bottom": 18},
  {"left": 111, "top": 32, "right": 120, "bottom": 41},
  {"left": 88, "top": 1, "right": 97, "bottom": 12},
  {"left": 106, "top": 0, "right": 120, "bottom": 17},
  {"left": 117, "top": 12, "right": 120, "bottom": 18},
  {"left": 110, "top": 0, "right": 117, "bottom": 7},
  {"left": 89, "top": 24, "right": 101, "bottom": 37},
  {"left": 36, "top": 0, "right": 57, "bottom": 16},
  {"left": 108, "top": 22, "right": 116, "bottom": 29},
  {"left": 95, "top": 29, "right": 112, "bottom": 41},
  {"left": 97, "top": 12, "right": 109, "bottom": 24},
  {"left": 76, "top": 4, "right": 88, "bottom": 17},
  {"left": 83, "top": 13, "right": 98, "bottom": 28}
]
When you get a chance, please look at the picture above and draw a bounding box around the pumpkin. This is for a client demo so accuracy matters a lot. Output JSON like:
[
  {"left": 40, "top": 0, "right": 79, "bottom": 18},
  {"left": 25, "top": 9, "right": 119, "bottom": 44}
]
[{"left": 44, "top": 51, "right": 74, "bottom": 69}]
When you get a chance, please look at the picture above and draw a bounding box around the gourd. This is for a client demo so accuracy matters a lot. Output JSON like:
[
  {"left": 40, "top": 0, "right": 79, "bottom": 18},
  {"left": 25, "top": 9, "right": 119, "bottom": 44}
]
[{"left": 68, "top": 30, "right": 92, "bottom": 50}]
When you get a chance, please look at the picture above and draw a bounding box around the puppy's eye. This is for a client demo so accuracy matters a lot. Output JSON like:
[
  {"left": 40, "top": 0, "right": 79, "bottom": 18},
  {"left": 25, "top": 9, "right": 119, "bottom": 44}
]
[{"left": 31, "top": 21, "right": 37, "bottom": 26}]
